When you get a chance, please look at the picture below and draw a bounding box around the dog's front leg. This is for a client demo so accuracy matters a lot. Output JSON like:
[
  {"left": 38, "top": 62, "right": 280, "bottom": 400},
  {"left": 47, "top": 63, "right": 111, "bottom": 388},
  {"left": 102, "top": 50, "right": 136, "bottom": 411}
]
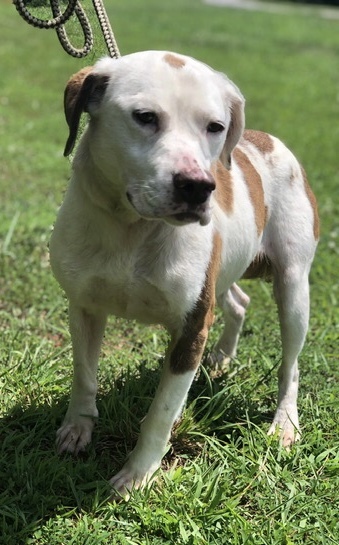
[
  {"left": 110, "top": 235, "right": 221, "bottom": 498},
  {"left": 109, "top": 322, "right": 211, "bottom": 498},
  {"left": 57, "top": 303, "right": 107, "bottom": 455}
]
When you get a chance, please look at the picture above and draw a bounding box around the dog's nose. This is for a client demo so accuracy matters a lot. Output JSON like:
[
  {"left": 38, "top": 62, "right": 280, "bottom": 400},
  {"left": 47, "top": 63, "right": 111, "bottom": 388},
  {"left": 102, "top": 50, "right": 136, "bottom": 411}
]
[{"left": 173, "top": 172, "right": 216, "bottom": 205}]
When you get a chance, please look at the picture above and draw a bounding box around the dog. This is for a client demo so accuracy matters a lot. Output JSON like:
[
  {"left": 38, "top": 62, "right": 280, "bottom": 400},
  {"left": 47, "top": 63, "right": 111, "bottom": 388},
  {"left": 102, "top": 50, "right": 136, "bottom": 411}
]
[{"left": 50, "top": 51, "right": 319, "bottom": 497}]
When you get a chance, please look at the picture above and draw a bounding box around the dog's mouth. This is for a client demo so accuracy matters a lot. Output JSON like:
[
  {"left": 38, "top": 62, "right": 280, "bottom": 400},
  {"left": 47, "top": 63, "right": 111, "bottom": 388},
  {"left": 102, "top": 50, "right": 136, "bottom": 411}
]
[
  {"left": 126, "top": 192, "right": 211, "bottom": 226},
  {"left": 169, "top": 209, "right": 211, "bottom": 226},
  {"left": 173, "top": 212, "right": 201, "bottom": 223}
]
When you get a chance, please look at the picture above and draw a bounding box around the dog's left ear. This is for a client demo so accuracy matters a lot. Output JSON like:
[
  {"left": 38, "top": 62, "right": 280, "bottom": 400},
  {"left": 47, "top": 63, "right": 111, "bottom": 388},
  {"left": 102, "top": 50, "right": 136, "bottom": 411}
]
[
  {"left": 220, "top": 80, "right": 245, "bottom": 170},
  {"left": 64, "top": 67, "right": 110, "bottom": 157}
]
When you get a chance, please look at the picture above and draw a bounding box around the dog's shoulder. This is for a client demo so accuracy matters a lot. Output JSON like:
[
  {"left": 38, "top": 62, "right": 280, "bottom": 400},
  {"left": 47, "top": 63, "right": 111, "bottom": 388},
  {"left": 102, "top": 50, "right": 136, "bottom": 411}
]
[
  {"left": 234, "top": 129, "right": 319, "bottom": 242},
  {"left": 241, "top": 129, "right": 275, "bottom": 154}
]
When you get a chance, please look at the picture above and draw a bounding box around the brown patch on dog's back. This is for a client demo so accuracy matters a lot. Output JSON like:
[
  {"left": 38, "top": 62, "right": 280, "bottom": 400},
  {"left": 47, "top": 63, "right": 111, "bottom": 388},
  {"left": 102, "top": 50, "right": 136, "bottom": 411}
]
[
  {"left": 243, "top": 129, "right": 274, "bottom": 154},
  {"left": 170, "top": 233, "right": 222, "bottom": 374},
  {"left": 212, "top": 160, "right": 234, "bottom": 214},
  {"left": 163, "top": 53, "right": 186, "bottom": 69},
  {"left": 234, "top": 148, "right": 267, "bottom": 235}
]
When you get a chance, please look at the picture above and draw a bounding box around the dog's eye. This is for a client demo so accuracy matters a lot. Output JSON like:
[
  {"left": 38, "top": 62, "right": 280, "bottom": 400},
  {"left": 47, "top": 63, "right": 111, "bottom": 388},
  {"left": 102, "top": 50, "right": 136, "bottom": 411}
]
[
  {"left": 132, "top": 110, "right": 159, "bottom": 128},
  {"left": 207, "top": 121, "right": 225, "bottom": 134}
]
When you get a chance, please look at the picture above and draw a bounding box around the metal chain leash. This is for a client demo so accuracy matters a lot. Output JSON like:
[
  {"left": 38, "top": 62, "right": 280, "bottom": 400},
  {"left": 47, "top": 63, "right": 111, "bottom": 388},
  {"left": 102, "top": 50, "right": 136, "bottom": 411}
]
[{"left": 13, "top": 0, "right": 120, "bottom": 59}]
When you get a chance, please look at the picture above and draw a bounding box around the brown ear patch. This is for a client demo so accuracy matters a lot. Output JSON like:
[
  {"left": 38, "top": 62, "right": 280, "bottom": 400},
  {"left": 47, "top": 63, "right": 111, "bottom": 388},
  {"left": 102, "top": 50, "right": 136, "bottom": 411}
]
[
  {"left": 64, "top": 66, "right": 93, "bottom": 128},
  {"left": 242, "top": 129, "right": 274, "bottom": 155},
  {"left": 63, "top": 72, "right": 110, "bottom": 157},
  {"left": 234, "top": 148, "right": 267, "bottom": 235},
  {"left": 163, "top": 53, "right": 186, "bottom": 69}
]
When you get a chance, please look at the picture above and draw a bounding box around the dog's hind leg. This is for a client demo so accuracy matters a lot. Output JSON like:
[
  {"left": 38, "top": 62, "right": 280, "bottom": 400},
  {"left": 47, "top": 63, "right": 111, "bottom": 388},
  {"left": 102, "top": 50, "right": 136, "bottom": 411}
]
[
  {"left": 208, "top": 283, "right": 250, "bottom": 371},
  {"left": 264, "top": 156, "right": 319, "bottom": 446},
  {"left": 268, "top": 264, "right": 311, "bottom": 446},
  {"left": 56, "top": 303, "right": 107, "bottom": 455}
]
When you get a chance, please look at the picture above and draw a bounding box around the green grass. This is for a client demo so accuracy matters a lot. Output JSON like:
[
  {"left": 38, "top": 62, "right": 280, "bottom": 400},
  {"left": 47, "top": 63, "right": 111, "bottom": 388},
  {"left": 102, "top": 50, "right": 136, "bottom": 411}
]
[{"left": 1, "top": 0, "right": 338, "bottom": 543}]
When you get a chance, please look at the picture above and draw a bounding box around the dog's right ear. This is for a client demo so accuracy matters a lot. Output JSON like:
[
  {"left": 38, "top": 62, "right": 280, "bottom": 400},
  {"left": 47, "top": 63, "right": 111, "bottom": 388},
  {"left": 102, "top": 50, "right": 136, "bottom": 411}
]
[
  {"left": 64, "top": 67, "right": 110, "bottom": 157},
  {"left": 220, "top": 84, "right": 245, "bottom": 170}
]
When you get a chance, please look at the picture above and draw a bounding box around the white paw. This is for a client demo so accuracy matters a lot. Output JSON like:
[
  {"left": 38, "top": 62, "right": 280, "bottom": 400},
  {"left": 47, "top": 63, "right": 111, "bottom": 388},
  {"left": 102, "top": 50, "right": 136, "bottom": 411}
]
[
  {"left": 205, "top": 349, "right": 231, "bottom": 374},
  {"left": 56, "top": 415, "right": 96, "bottom": 455},
  {"left": 268, "top": 410, "right": 300, "bottom": 448},
  {"left": 110, "top": 460, "right": 160, "bottom": 500}
]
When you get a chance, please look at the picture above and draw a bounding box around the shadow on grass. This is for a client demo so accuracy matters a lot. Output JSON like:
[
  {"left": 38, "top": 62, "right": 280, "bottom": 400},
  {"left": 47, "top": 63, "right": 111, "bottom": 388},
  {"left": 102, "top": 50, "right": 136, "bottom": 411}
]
[{"left": 0, "top": 364, "right": 273, "bottom": 544}]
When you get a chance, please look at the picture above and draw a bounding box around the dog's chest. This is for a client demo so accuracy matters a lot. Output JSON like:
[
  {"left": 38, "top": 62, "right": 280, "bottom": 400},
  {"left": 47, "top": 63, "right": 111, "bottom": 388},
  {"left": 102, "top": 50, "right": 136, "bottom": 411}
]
[
  {"left": 71, "top": 222, "right": 210, "bottom": 328},
  {"left": 83, "top": 266, "right": 171, "bottom": 324}
]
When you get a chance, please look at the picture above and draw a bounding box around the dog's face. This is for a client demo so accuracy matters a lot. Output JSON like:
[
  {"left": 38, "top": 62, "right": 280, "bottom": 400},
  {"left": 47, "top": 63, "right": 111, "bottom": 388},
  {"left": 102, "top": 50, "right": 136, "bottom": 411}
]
[{"left": 64, "top": 51, "right": 245, "bottom": 226}]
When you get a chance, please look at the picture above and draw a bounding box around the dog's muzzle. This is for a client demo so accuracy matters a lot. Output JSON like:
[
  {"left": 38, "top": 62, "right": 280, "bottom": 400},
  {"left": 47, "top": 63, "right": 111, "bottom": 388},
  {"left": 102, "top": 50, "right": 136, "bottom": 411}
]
[
  {"left": 171, "top": 171, "right": 215, "bottom": 226},
  {"left": 126, "top": 171, "right": 215, "bottom": 227},
  {"left": 173, "top": 172, "right": 216, "bottom": 206}
]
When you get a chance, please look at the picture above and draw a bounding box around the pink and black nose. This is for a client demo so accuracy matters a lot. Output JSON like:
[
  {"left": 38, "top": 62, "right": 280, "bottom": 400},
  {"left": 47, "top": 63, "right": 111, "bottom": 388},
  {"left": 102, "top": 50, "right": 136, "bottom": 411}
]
[{"left": 173, "top": 172, "right": 216, "bottom": 205}]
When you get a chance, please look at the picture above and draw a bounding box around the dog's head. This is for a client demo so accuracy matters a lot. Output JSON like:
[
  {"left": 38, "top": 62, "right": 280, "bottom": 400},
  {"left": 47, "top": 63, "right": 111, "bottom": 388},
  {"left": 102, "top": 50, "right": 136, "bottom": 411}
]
[{"left": 64, "top": 51, "right": 245, "bottom": 226}]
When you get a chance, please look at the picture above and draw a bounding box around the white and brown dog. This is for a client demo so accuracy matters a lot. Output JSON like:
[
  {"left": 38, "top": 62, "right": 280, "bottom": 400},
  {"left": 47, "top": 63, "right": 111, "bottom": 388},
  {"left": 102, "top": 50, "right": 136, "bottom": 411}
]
[{"left": 50, "top": 51, "right": 319, "bottom": 496}]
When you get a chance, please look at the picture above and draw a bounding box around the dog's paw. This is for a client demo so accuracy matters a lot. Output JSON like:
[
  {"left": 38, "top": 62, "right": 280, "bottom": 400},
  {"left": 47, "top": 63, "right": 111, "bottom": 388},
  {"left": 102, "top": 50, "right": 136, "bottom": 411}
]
[
  {"left": 205, "top": 350, "right": 231, "bottom": 375},
  {"left": 268, "top": 411, "right": 300, "bottom": 448},
  {"left": 56, "top": 415, "right": 96, "bottom": 455},
  {"left": 110, "top": 461, "right": 159, "bottom": 500}
]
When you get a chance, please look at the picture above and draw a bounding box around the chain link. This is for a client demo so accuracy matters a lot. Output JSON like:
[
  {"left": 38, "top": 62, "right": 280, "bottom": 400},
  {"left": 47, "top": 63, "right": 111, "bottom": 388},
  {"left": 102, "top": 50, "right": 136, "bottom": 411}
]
[{"left": 13, "top": 0, "right": 120, "bottom": 59}]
